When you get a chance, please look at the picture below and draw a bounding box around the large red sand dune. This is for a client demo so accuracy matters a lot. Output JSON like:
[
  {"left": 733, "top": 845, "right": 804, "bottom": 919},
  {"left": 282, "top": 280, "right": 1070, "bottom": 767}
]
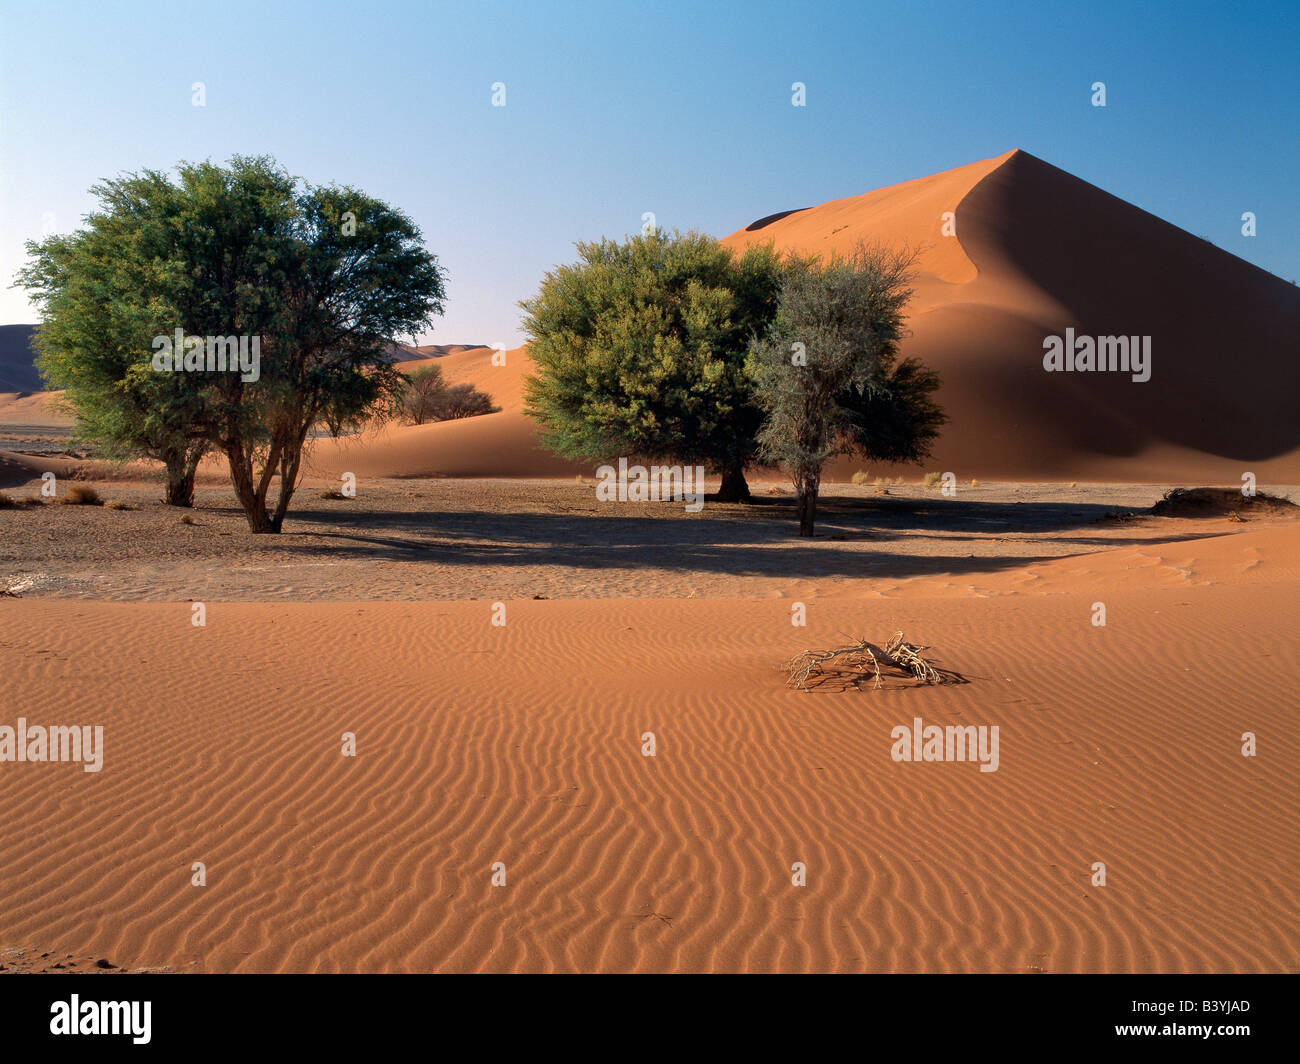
[{"left": 724, "top": 149, "right": 1300, "bottom": 483}]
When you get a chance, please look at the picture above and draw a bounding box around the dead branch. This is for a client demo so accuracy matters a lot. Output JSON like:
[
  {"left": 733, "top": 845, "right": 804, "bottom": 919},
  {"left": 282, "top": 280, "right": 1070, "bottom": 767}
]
[{"left": 786, "top": 631, "right": 963, "bottom": 690}]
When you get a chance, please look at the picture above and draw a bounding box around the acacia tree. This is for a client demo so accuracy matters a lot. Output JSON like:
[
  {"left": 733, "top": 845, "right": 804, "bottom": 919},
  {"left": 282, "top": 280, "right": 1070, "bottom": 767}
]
[
  {"left": 18, "top": 175, "right": 212, "bottom": 505},
  {"left": 521, "top": 230, "right": 782, "bottom": 501},
  {"left": 748, "top": 244, "right": 915, "bottom": 536},
  {"left": 19, "top": 156, "right": 447, "bottom": 531}
]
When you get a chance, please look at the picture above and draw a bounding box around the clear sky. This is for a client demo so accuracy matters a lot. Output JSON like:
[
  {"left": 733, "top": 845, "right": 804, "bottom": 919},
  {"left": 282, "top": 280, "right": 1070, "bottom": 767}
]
[{"left": 2, "top": 0, "right": 1296, "bottom": 345}]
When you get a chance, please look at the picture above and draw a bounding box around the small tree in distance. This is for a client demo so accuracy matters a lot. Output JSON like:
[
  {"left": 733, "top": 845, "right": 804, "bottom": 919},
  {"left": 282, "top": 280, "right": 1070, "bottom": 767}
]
[
  {"left": 402, "top": 363, "right": 498, "bottom": 425},
  {"left": 748, "top": 243, "right": 916, "bottom": 536}
]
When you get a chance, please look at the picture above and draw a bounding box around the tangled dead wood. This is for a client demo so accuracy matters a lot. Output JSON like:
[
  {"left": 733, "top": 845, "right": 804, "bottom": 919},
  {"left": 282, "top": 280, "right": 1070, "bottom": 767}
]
[{"left": 786, "top": 632, "right": 964, "bottom": 690}]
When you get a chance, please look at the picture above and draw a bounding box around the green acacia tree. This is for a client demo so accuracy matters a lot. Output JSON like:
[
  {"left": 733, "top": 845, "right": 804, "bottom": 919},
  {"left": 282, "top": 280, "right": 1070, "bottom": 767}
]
[
  {"left": 521, "top": 230, "right": 783, "bottom": 501},
  {"left": 18, "top": 174, "right": 213, "bottom": 505},
  {"left": 18, "top": 156, "right": 447, "bottom": 531}
]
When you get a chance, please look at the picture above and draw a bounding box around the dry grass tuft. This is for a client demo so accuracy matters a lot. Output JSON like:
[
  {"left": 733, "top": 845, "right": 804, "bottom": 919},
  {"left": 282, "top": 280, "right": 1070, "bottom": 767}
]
[
  {"left": 851, "top": 470, "right": 871, "bottom": 485},
  {"left": 178, "top": 513, "right": 197, "bottom": 525},
  {"left": 923, "top": 471, "right": 942, "bottom": 487},
  {"left": 0, "top": 492, "right": 44, "bottom": 510},
  {"left": 61, "top": 484, "right": 102, "bottom": 506}
]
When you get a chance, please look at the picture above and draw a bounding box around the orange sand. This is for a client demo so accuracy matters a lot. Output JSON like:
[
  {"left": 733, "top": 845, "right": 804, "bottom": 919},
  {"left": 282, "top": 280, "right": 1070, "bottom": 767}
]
[{"left": 1, "top": 525, "right": 1295, "bottom": 972}]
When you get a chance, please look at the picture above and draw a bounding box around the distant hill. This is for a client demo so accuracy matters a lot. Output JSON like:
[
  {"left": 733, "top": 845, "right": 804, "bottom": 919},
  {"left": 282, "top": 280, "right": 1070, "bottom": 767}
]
[
  {"left": 385, "top": 343, "right": 490, "bottom": 363},
  {"left": 0, "top": 325, "right": 42, "bottom": 392}
]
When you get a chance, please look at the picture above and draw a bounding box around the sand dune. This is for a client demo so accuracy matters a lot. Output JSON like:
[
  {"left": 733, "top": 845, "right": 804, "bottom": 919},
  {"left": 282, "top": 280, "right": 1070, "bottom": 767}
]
[
  {"left": 1, "top": 523, "right": 1295, "bottom": 972},
  {"left": 9, "top": 150, "right": 1295, "bottom": 486},
  {"left": 304, "top": 345, "right": 583, "bottom": 480},
  {"left": 0, "top": 450, "right": 77, "bottom": 491},
  {"left": 724, "top": 149, "right": 1300, "bottom": 484}
]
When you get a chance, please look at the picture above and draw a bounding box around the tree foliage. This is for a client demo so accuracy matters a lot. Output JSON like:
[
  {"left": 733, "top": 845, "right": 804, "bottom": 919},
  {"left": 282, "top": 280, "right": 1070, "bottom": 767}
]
[
  {"left": 748, "top": 243, "right": 916, "bottom": 535},
  {"left": 17, "top": 156, "right": 447, "bottom": 530},
  {"left": 521, "top": 230, "right": 783, "bottom": 500},
  {"left": 402, "top": 363, "right": 498, "bottom": 424}
]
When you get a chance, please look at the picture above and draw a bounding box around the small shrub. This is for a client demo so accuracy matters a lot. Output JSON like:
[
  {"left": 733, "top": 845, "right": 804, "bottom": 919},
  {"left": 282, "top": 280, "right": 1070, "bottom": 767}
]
[
  {"left": 62, "top": 484, "right": 102, "bottom": 506},
  {"left": 851, "top": 470, "right": 871, "bottom": 485},
  {"left": 104, "top": 500, "right": 136, "bottom": 511},
  {"left": 923, "top": 471, "right": 942, "bottom": 487},
  {"left": 179, "top": 513, "right": 197, "bottom": 525}
]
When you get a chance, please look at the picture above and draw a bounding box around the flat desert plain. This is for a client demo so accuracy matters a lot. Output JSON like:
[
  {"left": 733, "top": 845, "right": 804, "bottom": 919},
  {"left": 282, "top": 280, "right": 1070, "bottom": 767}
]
[{"left": 1, "top": 473, "right": 1297, "bottom": 973}]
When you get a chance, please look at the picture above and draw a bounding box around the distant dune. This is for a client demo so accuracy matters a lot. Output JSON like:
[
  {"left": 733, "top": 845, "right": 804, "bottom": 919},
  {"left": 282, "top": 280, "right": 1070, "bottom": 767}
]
[{"left": 304, "top": 344, "right": 584, "bottom": 480}]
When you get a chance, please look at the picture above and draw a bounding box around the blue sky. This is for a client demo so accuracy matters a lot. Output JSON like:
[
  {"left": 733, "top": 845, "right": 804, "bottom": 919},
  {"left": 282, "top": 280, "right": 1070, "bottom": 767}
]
[{"left": 2, "top": 0, "right": 1296, "bottom": 344}]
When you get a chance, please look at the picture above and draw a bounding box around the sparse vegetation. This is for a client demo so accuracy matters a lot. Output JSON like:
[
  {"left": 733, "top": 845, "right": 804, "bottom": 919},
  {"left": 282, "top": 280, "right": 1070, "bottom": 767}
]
[
  {"left": 923, "top": 471, "right": 942, "bottom": 487},
  {"left": 1152, "top": 487, "right": 1296, "bottom": 518},
  {"left": 402, "top": 363, "right": 497, "bottom": 425},
  {"left": 61, "top": 484, "right": 102, "bottom": 505},
  {"left": 851, "top": 470, "right": 871, "bottom": 485},
  {"left": 0, "top": 492, "right": 45, "bottom": 509}
]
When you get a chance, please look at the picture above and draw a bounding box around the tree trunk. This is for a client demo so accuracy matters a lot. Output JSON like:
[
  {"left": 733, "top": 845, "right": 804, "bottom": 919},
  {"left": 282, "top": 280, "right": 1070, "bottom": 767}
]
[
  {"left": 716, "top": 461, "right": 751, "bottom": 502},
  {"left": 268, "top": 429, "right": 310, "bottom": 533},
  {"left": 796, "top": 474, "right": 819, "bottom": 536},
  {"left": 162, "top": 448, "right": 197, "bottom": 508},
  {"left": 226, "top": 441, "right": 279, "bottom": 533}
]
